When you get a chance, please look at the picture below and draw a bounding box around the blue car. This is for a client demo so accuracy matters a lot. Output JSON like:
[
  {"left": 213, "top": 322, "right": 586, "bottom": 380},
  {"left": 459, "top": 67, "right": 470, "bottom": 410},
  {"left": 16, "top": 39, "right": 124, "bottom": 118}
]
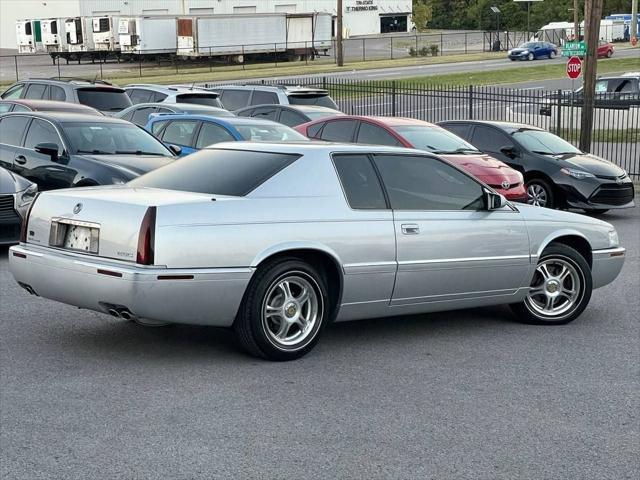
[
  {"left": 508, "top": 41, "right": 558, "bottom": 61},
  {"left": 145, "top": 113, "right": 308, "bottom": 156}
]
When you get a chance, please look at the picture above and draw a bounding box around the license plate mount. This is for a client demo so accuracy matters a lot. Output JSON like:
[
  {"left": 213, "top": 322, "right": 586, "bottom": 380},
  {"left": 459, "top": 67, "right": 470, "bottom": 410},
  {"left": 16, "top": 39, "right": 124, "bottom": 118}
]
[{"left": 49, "top": 218, "right": 100, "bottom": 254}]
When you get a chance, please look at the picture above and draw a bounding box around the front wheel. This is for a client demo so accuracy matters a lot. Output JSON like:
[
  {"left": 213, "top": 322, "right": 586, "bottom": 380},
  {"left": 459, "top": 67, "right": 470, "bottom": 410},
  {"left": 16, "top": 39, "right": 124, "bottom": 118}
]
[
  {"left": 526, "top": 178, "right": 555, "bottom": 208},
  {"left": 528, "top": 53, "right": 534, "bottom": 61},
  {"left": 549, "top": 51, "right": 556, "bottom": 59},
  {"left": 510, "top": 244, "right": 592, "bottom": 325},
  {"left": 606, "top": 49, "right": 613, "bottom": 58},
  {"left": 234, "top": 258, "right": 329, "bottom": 360}
]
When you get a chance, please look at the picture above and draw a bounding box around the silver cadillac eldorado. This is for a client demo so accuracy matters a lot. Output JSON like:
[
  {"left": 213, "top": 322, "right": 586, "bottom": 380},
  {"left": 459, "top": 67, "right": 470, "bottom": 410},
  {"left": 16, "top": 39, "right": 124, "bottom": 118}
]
[{"left": 9, "top": 142, "right": 625, "bottom": 360}]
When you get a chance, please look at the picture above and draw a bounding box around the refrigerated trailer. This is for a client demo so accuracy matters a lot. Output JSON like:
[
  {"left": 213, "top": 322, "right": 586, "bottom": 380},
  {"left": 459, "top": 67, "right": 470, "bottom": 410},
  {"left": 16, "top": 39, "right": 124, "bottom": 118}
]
[
  {"left": 64, "top": 17, "right": 95, "bottom": 54},
  {"left": 41, "top": 18, "right": 67, "bottom": 53},
  {"left": 175, "top": 12, "right": 332, "bottom": 62},
  {"left": 92, "top": 16, "right": 120, "bottom": 52},
  {"left": 118, "top": 16, "right": 177, "bottom": 56},
  {"left": 16, "top": 20, "right": 43, "bottom": 54}
]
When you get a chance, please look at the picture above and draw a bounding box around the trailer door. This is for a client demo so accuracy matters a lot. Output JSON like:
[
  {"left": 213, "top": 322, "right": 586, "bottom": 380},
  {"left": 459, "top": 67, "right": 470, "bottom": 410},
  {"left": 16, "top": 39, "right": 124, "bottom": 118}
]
[
  {"left": 34, "top": 21, "right": 42, "bottom": 42},
  {"left": 286, "top": 15, "right": 313, "bottom": 47}
]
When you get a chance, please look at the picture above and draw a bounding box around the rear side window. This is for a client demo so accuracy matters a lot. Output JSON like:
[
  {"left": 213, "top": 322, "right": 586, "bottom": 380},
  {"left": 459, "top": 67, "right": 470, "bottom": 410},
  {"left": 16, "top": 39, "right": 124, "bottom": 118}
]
[
  {"left": 24, "top": 84, "right": 48, "bottom": 99},
  {"left": 176, "top": 94, "right": 223, "bottom": 108},
  {"left": 332, "top": 154, "right": 387, "bottom": 209},
  {"left": 356, "top": 122, "right": 400, "bottom": 146},
  {"left": 470, "top": 126, "right": 512, "bottom": 153},
  {"left": 195, "top": 123, "right": 235, "bottom": 148},
  {"left": 129, "top": 149, "right": 300, "bottom": 196},
  {"left": 77, "top": 88, "right": 132, "bottom": 112},
  {"left": 0, "top": 103, "right": 12, "bottom": 114},
  {"left": 250, "top": 106, "right": 278, "bottom": 120},
  {"left": 151, "top": 119, "right": 169, "bottom": 135},
  {"left": 2, "top": 84, "right": 25, "bottom": 99},
  {"left": 220, "top": 90, "right": 251, "bottom": 110},
  {"left": 12, "top": 104, "right": 30, "bottom": 112},
  {"left": 279, "top": 109, "right": 307, "bottom": 127},
  {"left": 0, "top": 116, "right": 30, "bottom": 146},
  {"left": 152, "top": 91, "right": 168, "bottom": 102},
  {"left": 128, "top": 89, "right": 154, "bottom": 104},
  {"left": 306, "top": 122, "right": 325, "bottom": 138},
  {"left": 251, "top": 90, "right": 279, "bottom": 105},
  {"left": 161, "top": 120, "right": 198, "bottom": 146},
  {"left": 131, "top": 106, "right": 157, "bottom": 126},
  {"left": 24, "top": 119, "right": 62, "bottom": 153},
  {"left": 50, "top": 85, "right": 66, "bottom": 101},
  {"left": 320, "top": 120, "right": 356, "bottom": 142},
  {"left": 441, "top": 123, "right": 471, "bottom": 140}
]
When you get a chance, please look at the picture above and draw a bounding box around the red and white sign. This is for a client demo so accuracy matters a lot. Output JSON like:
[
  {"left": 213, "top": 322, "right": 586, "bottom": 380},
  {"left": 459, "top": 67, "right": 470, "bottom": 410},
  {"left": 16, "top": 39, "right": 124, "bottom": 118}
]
[{"left": 566, "top": 56, "right": 582, "bottom": 79}]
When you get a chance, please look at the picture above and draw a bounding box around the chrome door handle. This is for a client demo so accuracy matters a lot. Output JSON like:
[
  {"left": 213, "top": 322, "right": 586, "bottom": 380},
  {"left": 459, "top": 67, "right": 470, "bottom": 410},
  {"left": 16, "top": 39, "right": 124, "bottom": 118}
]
[
  {"left": 14, "top": 155, "right": 27, "bottom": 165},
  {"left": 401, "top": 224, "right": 420, "bottom": 235}
]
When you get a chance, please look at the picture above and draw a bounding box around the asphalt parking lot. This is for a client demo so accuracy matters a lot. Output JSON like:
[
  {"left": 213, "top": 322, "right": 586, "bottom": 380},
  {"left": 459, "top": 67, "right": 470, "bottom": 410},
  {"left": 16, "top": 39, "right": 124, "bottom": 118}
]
[{"left": 1, "top": 205, "right": 638, "bottom": 479}]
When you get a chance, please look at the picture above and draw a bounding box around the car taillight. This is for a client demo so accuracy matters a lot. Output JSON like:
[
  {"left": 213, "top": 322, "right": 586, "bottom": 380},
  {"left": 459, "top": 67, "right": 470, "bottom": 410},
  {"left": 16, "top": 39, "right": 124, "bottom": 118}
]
[
  {"left": 19, "top": 192, "right": 40, "bottom": 243},
  {"left": 136, "top": 206, "right": 156, "bottom": 265}
]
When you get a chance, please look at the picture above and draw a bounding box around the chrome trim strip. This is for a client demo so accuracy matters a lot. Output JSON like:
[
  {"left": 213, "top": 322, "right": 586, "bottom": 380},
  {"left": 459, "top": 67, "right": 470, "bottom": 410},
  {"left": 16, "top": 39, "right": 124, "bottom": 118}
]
[
  {"left": 397, "top": 254, "right": 530, "bottom": 265},
  {"left": 592, "top": 246, "right": 625, "bottom": 258}
]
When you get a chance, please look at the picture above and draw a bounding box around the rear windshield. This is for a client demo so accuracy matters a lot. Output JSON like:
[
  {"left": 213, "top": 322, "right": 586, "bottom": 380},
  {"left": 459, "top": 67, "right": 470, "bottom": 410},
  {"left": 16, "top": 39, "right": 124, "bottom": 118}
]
[
  {"left": 287, "top": 93, "right": 338, "bottom": 109},
  {"left": 176, "top": 94, "right": 223, "bottom": 108},
  {"left": 77, "top": 88, "right": 132, "bottom": 112},
  {"left": 128, "top": 149, "right": 300, "bottom": 196},
  {"left": 234, "top": 123, "right": 308, "bottom": 142}
]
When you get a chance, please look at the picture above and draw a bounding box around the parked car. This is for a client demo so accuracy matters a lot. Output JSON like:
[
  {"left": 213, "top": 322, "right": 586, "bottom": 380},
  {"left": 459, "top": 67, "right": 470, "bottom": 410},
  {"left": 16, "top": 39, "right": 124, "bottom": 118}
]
[
  {"left": 9, "top": 142, "right": 625, "bottom": 360},
  {"left": 0, "top": 167, "right": 37, "bottom": 245},
  {"left": 0, "top": 99, "right": 102, "bottom": 115},
  {"left": 508, "top": 42, "right": 558, "bottom": 61},
  {"left": 438, "top": 120, "right": 635, "bottom": 212},
  {"left": 296, "top": 115, "right": 526, "bottom": 201},
  {"left": 207, "top": 84, "right": 339, "bottom": 111},
  {"left": 124, "top": 84, "right": 223, "bottom": 108},
  {"left": 115, "top": 102, "right": 233, "bottom": 127},
  {"left": 146, "top": 114, "right": 307, "bottom": 156},
  {"left": 0, "top": 112, "right": 176, "bottom": 190},
  {"left": 235, "top": 104, "right": 344, "bottom": 127},
  {"left": 1, "top": 78, "right": 132, "bottom": 114}
]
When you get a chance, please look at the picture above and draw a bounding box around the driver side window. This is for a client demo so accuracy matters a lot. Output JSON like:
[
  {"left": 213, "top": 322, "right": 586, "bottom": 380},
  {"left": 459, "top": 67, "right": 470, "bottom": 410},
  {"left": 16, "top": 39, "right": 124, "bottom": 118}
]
[
  {"left": 24, "top": 119, "right": 63, "bottom": 155},
  {"left": 372, "top": 154, "right": 485, "bottom": 211}
]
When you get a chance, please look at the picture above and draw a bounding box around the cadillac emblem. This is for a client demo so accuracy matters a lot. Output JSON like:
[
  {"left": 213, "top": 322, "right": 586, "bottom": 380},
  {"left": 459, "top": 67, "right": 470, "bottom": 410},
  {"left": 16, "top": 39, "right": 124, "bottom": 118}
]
[
  {"left": 501, "top": 180, "right": 510, "bottom": 189},
  {"left": 73, "top": 203, "right": 83, "bottom": 214}
]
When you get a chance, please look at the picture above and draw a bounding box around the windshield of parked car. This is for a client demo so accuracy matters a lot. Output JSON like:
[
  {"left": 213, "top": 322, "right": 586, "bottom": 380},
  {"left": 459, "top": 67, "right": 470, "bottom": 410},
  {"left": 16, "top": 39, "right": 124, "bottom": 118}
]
[
  {"left": 128, "top": 149, "right": 300, "bottom": 196},
  {"left": 391, "top": 125, "right": 480, "bottom": 154},
  {"left": 512, "top": 129, "right": 581, "bottom": 155},
  {"left": 64, "top": 122, "right": 172, "bottom": 155},
  {"left": 304, "top": 109, "right": 343, "bottom": 120},
  {"left": 519, "top": 42, "right": 536, "bottom": 49},
  {"left": 287, "top": 94, "right": 339, "bottom": 109},
  {"left": 234, "top": 123, "right": 308, "bottom": 142},
  {"left": 76, "top": 88, "right": 132, "bottom": 112}
]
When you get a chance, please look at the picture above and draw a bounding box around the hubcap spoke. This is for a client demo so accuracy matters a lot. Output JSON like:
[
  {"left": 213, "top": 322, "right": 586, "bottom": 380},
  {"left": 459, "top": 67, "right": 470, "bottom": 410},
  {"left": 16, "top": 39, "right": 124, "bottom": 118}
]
[
  {"left": 276, "top": 319, "right": 291, "bottom": 339},
  {"left": 525, "top": 257, "right": 582, "bottom": 318}
]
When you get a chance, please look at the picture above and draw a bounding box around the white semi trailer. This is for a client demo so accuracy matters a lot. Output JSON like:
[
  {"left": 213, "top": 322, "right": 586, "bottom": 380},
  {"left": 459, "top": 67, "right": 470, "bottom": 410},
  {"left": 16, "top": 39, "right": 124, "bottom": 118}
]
[
  {"left": 16, "top": 20, "right": 43, "bottom": 54},
  {"left": 64, "top": 17, "right": 95, "bottom": 54},
  {"left": 92, "top": 16, "right": 120, "bottom": 53},
  {"left": 118, "top": 16, "right": 177, "bottom": 57},
  {"left": 175, "top": 12, "right": 332, "bottom": 62},
  {"left": 41, "top": 18, "right": 67, "bottom": 53}
]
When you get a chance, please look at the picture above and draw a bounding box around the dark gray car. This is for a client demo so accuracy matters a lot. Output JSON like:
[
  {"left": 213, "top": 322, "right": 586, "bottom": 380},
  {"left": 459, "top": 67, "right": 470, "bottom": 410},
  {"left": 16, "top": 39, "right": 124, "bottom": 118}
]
[
  {"left": 0, "top": 167, "right": 36, "bottom": 244},
  {"left": 116, "top": 102, "right": 234, "bottom": 127}
]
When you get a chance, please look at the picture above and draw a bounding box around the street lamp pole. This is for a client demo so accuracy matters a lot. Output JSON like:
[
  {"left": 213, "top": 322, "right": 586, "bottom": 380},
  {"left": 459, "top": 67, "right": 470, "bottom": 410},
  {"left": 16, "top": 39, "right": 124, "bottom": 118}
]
[{"left": 337, "top": 0, "right": 344, "bottom": 66}]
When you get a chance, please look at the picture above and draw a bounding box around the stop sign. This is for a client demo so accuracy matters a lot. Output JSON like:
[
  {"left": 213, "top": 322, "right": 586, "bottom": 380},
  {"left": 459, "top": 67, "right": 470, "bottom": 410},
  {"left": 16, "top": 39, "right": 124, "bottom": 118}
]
[{"left": 566, "top": 56, "right": 582, "bottom": 79}]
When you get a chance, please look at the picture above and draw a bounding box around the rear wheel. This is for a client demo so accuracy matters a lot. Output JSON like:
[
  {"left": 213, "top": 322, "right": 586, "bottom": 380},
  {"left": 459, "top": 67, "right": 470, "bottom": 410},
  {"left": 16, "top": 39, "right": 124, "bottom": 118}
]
[
  {"left": 510, "top": 244, "right": 592, "bottom": 325},
  {"left": 234, "top": 258, "right": 329, "bottom": 361},
  {"left": 526, "top": 178, "right": 555, "bottom": 208}
]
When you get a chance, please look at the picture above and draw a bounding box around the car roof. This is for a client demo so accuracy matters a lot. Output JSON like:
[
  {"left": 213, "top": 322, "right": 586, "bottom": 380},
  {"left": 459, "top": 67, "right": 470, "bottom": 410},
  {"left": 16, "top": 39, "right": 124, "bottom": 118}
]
[
  {"left": 208, "top": 140, "right": 427, "bottom": 156},
  {"left": 304, "top": 115, "right": 437, "bottom": 127},
  {"left": 21, "top": 78, "right": 121, "bottom": 89},
  {"left": 125, "top": 102, "right": 229, "bottom": 112},
  {"left": 125, "top": 84, "right": 219, "bottom": 95},
  {"left": 4, "top": 111, "right": 131, "bottom": 124},
  {"left": 0, "top": 99, "right": 101, "bottom": 113},
  {"left": 211, "top": 84, "right": 329, "bottom": 94},
  {"left": 439, "top": 120, "right": 543, "bottom": 132},
  {"left": 148, "top": 113, "right": 286, "bottom": 127}
]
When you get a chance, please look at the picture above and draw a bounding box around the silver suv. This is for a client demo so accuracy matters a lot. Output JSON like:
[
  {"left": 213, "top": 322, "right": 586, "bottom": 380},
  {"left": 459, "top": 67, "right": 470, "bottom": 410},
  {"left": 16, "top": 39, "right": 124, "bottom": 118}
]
[
  {"left": 124, "top": 84, "right": 223, "bottom": 108},
  {"left": 205, "top": 84, "right": 338, "bottom": 111}
]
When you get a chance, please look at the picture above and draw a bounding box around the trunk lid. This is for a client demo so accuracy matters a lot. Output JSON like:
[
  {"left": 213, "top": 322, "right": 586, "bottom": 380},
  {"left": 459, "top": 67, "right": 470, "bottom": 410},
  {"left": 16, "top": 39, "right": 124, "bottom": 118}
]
[{"left": 25, "top": 186, "right": 214, "bottom": 262}]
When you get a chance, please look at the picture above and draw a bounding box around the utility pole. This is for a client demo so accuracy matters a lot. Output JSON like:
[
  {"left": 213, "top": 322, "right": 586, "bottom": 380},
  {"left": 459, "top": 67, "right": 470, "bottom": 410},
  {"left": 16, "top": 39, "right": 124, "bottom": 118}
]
[
  {"left": 337, "top": 0, "right": 344, "bottom": 67},
  {"left": 573, "top": 0, "right": 580, "bottom": 40},
  {"left": 579, "top": 0, "right": 604, "bottom": 152},
  {"left": 632, "top": 0, "right": 638, "bottom": 40}
]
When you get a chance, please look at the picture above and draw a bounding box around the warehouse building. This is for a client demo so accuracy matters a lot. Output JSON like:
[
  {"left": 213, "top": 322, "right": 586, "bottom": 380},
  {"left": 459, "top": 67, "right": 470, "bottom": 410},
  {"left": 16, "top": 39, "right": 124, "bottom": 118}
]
[{"left": 1, "top": 0, "right": 413, "bottom": 50}]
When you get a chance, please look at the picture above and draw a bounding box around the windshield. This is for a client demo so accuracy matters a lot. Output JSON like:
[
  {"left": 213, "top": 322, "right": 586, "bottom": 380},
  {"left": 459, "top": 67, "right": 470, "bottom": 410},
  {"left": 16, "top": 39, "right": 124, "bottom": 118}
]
[
  {"left": 76, "top": 88, "right": 132, "bottom": 111},
  {"left": 304, "top": 109, "right": 342, "bottom": 120},
  {"left": 234, "top": 123, "right": 308, "bottom": 142},
  {"left": 129, "top": 149, "right": 300, "bottom": 196},
  {"left": 391, "top": 125, "right": 479, "bottom": 154},
  {"left": 513, "top": 129, "right": 581, "bottom": 155},
  {"left": 288, "top": 94, "right": 339, "bottom": 109},
  {"left": 519, "top": 42, "right": 535, "bottom": 48},
  {"left": 64, "top": 122, "right": 171, "bottom": 155}
]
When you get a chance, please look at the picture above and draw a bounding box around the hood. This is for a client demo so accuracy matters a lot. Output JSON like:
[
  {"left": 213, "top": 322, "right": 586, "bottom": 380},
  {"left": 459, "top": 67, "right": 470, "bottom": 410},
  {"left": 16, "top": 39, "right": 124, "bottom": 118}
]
[
  {"left": 442, "top": 153, "right": 522, "bottom": 184},
  {"left": 516, "top": 202, "right": 613, "bottom": 229},
  {"left": 510, "top": 48, "right": 529, "bottom": 53},
  {"left": 559, "top": 153, "right": 627, "bottom": 177},
  {"left": 78, "top": 154, "right": 175, "bottom": 179},
  {"left": 0, "top": 167, "right": 33, "bottom": 194}
]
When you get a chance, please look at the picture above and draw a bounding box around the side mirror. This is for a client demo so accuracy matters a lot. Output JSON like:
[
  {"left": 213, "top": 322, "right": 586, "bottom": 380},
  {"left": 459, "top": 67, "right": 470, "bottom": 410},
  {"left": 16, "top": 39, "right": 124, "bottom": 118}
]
[
  {"left": 168, "top": 144, "right": 182, "bottom": 156},
  {"left": 500, "top": 145, "right": 519, "bottom": 159},
  {"left": 485, "top": 189, "right": 508, "bottom": 210},
  {"left": 34, "top": 142, "right": 60, "bottom": 161}
]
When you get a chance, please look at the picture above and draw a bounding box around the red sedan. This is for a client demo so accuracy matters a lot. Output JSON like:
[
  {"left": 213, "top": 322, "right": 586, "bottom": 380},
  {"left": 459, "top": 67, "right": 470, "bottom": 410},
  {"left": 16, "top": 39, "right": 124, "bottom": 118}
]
[
  {"left": 597, "top": 40, "right": 614, "bottom": 58},
  {"left": 295, "top": 116, "right": 527, "bottom": 201}
]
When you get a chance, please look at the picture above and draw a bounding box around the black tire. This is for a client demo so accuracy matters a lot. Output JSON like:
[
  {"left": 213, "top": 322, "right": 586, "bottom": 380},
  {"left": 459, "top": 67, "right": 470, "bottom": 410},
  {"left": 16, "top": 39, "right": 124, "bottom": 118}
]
[
  {"left": 234, "top": 258, "right": 329, "bottom": 361},
  {"left": 525, "top": 177, "right": 555, "bottom": 209},
  {"left": 510, "top": 244, "right": 592, "bottom": 325},
  {"left": 606, "top": 50, "right": 613, "bottom": 58},
  {"left": 527, "top": 53, "right": 534, "bottom": 61}
]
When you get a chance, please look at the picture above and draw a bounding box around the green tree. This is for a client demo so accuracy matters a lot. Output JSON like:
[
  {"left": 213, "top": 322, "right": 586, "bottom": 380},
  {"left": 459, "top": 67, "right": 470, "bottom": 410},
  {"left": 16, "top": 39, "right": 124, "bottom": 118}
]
[{"left": 413, "top": 0, "right": 434, "bottom": 31}]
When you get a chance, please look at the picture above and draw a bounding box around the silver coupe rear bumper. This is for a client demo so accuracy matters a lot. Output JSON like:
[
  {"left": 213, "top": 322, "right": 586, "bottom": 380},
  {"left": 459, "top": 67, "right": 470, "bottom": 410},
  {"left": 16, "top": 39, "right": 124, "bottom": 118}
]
[
  {"left": 591, "top": 247, "right": 625, "bottom": 289},
  {"left": 8, "top": 244, "right": 253, "bottom": 327}
]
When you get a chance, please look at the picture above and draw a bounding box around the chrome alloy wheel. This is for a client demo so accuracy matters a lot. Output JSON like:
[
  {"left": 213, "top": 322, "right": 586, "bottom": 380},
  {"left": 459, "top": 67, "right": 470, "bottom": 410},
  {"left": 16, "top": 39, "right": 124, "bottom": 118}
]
[
  {"left": 261, "top": 274, "right": 321, "bottom": 348},
  {"left": 525, "top": 258, "right": 582, "bottom": 318},
  {"left": 527, "top": 183, "right": 548, "bottom": 207}
]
